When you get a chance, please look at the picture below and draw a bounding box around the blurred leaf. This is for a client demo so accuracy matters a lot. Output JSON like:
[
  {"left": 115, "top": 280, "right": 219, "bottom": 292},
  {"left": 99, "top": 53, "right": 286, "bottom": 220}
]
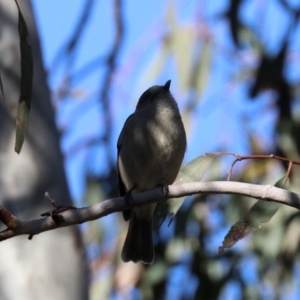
[
  {"left": 143, "top": 3, "right": 195, "bottom": 93},
  {"left": 165, "top": 3, "right": 193, "bottom": 91},
  {"left": 219, "top": 176, "right": 288, "bottom": 253},
  {"left": 14, "top": 0, "right": 33, "bottom": 154},
  {"left": 143, "top": 42, "right": 169, "bottom": 84},
  {"left": 239, "top": 26, "right": 263, "bottom": 53},
  {"left": 182, "top": 40, "right": 212, "bottom": 133},
  {"left": 143, "top": 261, "right": 168, "bottom": 285},
  {"left": 252, "top": 221, "right": 284, "bottom": 258},
  {"left": 241, "top": 160, "right": 269, "bottom": 183},
  {"left": 85, "top": 179, "right": 105, "bottom": 205},
  {"left": 83, "top": 179, "right": 106, "bottom": 243},
  {"left": 192, "top": 41, "right": 212, "bottom": 101},
  {"left": 165, "top": 237, "right": 200, "bottom": 263},
  {"left": 280, "top": 213, "right": 300, "bottom": 259},
  {"left": 15, "top": 101, "right": 30, "bottom": 154},
  {"left": 0, "top": 72, "right": 4, "bottom": 100},
  {"left": 171, "top": 26, "right": 194, "bottom": 92},
  {"left": 176, "top": 153, "right": 221, "bottom": 183},
  {"left": 70, "top": 88, "right": 88, "bottom": 99},
  {"left": 155, "top": 153, "right": 221, "bottom": 225},
  {"left": 277, "top": 128, "right": 300, "bottom": 160}
]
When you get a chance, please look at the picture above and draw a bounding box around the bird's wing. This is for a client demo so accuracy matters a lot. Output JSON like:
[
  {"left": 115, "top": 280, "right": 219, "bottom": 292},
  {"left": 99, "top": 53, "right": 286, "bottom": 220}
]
[
  {"left": 117, "top": 143, "right": 126, "bottom": 197},
  {"left": 117, "top": 114, "right": 134, "bottom": 221}
]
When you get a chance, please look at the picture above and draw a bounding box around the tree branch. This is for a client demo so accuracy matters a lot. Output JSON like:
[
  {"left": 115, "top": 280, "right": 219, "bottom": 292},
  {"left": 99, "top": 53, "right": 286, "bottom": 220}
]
[{"left": 0, "top": 181, "right": 299, "bottom": 242}]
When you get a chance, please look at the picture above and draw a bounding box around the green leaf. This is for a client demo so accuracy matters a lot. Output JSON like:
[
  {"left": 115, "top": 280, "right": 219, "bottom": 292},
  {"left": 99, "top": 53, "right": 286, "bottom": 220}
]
[
  {"left": 176, "top": 153, "right": 221, "bottom": 185},
  {"left": 239, "top": 26, "right": 263, "bottom": 54},
  {"left": 219, "top": 176, "right": 288, "bottom": 254},
  {"left": 165, "top": 3, "right": 194, "bottom": 92},
  {"left": 143, "top": 261, "right": 168, "bottom": 285},
  {"left": 172, "top": 26, "right": 194, "bottom": 92},
  {"left": 190, "top": 41, "right": 212, "bottom": 102},
  {"left": 155, "top": 153, "right": 221, "bottom": 226},
  {"left": 15, "top": 101, "right": 30, "bottom": 154},
  {"left": 14, "top": 0, "right": 33, "bottom": 154}
]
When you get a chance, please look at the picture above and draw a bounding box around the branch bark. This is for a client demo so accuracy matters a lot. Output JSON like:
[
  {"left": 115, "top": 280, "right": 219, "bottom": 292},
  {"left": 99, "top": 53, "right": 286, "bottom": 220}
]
[{"left": 0, "top": 181, "right": 299, "bottom": 242}]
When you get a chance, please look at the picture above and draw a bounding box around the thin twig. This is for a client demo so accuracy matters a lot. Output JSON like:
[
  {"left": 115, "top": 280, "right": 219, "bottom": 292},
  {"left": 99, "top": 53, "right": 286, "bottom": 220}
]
[
  {"left": 99, "top": 0, "right": 124, "bottom": 167},
  {"left": 225, "top": 152, "right": 300, "bottom": 181},
  {"left": 44, "top": 192, "right": 61, "bottom": 209},
  {"left": 51, "top": 0, "right": 95, "bottom": 73}
]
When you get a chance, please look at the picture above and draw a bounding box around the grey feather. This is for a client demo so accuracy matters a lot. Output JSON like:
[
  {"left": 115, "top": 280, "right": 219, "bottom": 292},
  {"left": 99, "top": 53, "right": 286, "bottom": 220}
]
[{"left": 117, "top": 80, "right": 186, "bottom": 264}]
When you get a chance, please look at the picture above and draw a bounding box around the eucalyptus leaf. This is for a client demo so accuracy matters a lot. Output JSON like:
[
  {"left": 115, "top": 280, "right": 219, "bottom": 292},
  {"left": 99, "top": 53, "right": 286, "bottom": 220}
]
[
  {"left": 15, "top": 101, "right": 30, "bottom": 154},
  {"left": 172, "top": 26, "right": 194, "bottom": 92},
  {"left": 143, "top": 46, "right": 169, "bottom": 84},
  {"left": 155, "top": 153, "right": 221, "bottom": 226},
  {"left": 0, "top": 72, "right": 4, "bottom": 100},
  {"left": 219, "top": 176, "right": 288, "bottom": 253},
  {"left": 14, "top": 0, "right": 33, "bottom": 154},
  {"left": 193, "top": 41, "right": 212, "bottom": 101}
]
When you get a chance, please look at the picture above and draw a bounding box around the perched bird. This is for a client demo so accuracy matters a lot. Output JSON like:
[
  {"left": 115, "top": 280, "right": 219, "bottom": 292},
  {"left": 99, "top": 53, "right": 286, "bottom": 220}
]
[{"left": 117, "top": 80, "right": 186, "bottom": 264}]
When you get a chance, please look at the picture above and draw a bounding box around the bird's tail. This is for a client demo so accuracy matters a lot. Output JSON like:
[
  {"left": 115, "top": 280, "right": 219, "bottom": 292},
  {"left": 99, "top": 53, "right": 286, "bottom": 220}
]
[{"left": 121, "top": 211, "right": 154, "bottom": 264}]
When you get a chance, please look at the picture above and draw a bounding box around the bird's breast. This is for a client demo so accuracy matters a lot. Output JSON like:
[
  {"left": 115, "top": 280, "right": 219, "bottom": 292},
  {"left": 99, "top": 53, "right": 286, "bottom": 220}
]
[{"left": 119, "top": 105, "right": 186, "bottom": 192}]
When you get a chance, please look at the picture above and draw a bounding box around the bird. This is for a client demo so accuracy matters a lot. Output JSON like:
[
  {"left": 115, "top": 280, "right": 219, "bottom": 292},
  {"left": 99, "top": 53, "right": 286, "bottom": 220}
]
[{"left": 117, "top": 80, "right": 186, "bottom": 264}]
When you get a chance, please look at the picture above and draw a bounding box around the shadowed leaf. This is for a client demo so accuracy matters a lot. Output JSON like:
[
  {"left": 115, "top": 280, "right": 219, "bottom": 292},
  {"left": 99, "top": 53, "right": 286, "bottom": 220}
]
[
  {"left": 0, "top": 72, "right": 4, "bottom": 100},
  {"left": 15, "top": 101, "right": 30, "bottom": 153},
  {"left": 155, "top": 153, "right": 221, "bottom": 226},
  {"left": 219, "top": 176, "right": 288, "bottom": 253},
  {"left": 14, "top": 0, "right": 33, "bottom": 154}
]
